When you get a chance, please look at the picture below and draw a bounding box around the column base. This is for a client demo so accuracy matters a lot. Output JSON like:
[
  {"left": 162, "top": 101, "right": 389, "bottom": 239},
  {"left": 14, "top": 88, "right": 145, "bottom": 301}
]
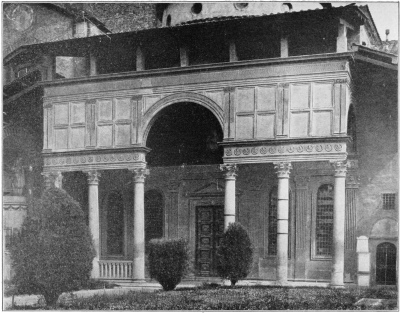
[{"left": 275, "top": 280, "right": 289, "bottom": 287}]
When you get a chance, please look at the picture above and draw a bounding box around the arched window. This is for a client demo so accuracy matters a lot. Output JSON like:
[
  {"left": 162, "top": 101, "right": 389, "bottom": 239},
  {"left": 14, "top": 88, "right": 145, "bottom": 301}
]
[
  {"left": 145, "top": 190, "right": 164, "bottom": 246},
  {"left": 268, "top": 187, "right": 278, "bottom": 255},
  {"left": 316, "top": 184, "right": 334, "bottom": 257},
  {"left": 376, "top": 242, "right": 397, "bottom": 285},
  {"left": 106, "top": 191, "right": 124, "bottom": 255}
]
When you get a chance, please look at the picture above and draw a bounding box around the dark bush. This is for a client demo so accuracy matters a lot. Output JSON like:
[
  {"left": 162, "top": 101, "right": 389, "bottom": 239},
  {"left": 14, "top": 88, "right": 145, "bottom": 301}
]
[
  {"left": 216, "top": 222, "right": 253, "bottom": 286},
  {"left": 147, "top": 238, "right": 190, "bottom": 291},
  {"left": 9, "top": 188, "right": 95, "bottom": 307}
]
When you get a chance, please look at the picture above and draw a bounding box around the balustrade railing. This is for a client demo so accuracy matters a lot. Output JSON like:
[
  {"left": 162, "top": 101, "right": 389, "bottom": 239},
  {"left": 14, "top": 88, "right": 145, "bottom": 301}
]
[{"left": 99, "top": 260, "right": 133, "bottom": 279}]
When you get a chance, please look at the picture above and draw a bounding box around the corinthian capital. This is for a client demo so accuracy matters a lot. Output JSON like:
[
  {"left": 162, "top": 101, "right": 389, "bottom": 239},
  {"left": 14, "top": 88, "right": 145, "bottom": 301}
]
[
  {"left": 274, "top": 162, "right": 292, "bottom": 178},
  {"left": 86, "top": 170, "right": 101, "bottom": 185},
  {"left": 131, "top": 168, "right": 149, "bottom": 183},
  {"left": 220, "top": 164, "right": 238, "bottom": 179},
  {"left": 331, "top": 161, "right": 347, "bottom": 177}
]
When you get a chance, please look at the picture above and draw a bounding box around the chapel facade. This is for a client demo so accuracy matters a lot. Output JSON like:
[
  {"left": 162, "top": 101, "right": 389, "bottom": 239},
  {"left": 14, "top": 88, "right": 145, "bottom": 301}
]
[{"left": 3, "top": 3, "right": 398, "bottom": 287}]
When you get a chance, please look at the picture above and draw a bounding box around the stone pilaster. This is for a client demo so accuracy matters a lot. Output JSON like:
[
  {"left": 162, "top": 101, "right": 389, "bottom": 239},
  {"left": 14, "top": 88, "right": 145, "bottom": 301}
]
[
  {"left": 331, "top": 160, "right": 347, "bottom": 287},
  {"left": 220, "top": 164, "right": 238, "bottom": 229},
  {"left": 131, "top": 167, "right": 149, "bottom": 281},
  {"left": 274, "top": 162, "right": 292, "bottom": 285},
  {"left": 86, "top": 170, "right": 101, "bottom": 279},
  {"left": 42, "top": 171, "right": 63, "bottom": 189}
]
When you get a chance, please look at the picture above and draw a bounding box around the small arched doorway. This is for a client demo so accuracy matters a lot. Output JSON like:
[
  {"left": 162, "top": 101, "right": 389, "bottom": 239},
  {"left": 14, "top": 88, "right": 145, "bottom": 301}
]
[{"left": 376, "top": 242, "right": 397, "bottom": 285}]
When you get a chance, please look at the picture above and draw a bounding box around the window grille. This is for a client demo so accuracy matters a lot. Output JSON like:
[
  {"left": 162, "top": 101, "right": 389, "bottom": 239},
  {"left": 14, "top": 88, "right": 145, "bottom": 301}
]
[
  {"left": 382, "top": 193, "right": 396, "bottom": 210},
  {"left": 145, "top": 190, "right": 164, "bottom": 246},
  {"left": 268, "top": 187, "right": 278, "bottom": 255},
  {"left": 106, "top": 191, "right": 124, "bottom": 255},
  {"left": 316, "top": 184, "right": 334, "bottom": 256}
]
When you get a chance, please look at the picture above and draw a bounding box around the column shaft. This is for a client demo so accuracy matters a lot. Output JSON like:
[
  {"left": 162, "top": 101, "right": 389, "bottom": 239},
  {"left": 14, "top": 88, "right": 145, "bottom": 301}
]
[
  {"left": 220, "top": 164, "right": 238, "bottom": 229},
  {"left": 331, "top": 161, "right": 347, "bottom": 287},
  {"left": 132, "top": 168, "right": 148, "bottom": 281},
  {"left": 274, "top": 162, "right": 292, "bottom": 285},
  {"left": 87, "top": 171, "right": 100, "bottom": 279}
]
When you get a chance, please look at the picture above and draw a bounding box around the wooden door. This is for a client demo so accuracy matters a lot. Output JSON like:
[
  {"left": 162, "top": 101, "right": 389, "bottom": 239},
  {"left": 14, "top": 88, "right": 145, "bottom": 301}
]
[{"left": 196, "top": 206, "right": 224, "bottom": 276}]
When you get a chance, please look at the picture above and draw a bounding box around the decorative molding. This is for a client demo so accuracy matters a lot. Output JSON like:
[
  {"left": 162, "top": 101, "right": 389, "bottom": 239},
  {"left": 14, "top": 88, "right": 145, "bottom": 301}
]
[
  {"left": 331, "top": 160, "right": 348, "bottom": 177},
  {"left": 86, "top": 170, "right": 101, "bottom": 185},
  {"left": 131, "top": 95, "right": 143, "bottom": 101},
  {"left": 131, "top": 168, "right": 149, "bottom": 183},
  {"left": 223, "top": 87, "right": 235, "bottom": 93},
  {"left": 43, "top": 149, "right": 148, "bottom": 172},
  {"left": 274, "top": 162, "right": 292, "bottom": 178},
  {"left": 3, "top": 204, "right": 27, "bottom": 210},
  {"left": 334, "top": 78, "right": 349, "bottom": 84},
  {"left": 223, "top": 142, "right": 347, "bottom": 164},
  {"left": 220, "top": 164, "right": 238, "bottom": 179},
  {"left": 43, "top": 102, "right": 53, "bottom": 109}
]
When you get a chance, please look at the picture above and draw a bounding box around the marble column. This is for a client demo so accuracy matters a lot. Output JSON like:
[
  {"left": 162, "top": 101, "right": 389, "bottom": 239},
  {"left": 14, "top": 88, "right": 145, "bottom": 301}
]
[
  {"left": 131, "top": 167, "right": 149, "bottom": 281},
  {"left": 86, "top": 170, "right": 101, "bottom": 279},
  {"left": 220, "top": 164, "right": 238, "bottom": 230},
  {"left": 274, "top": 162, "right": 292, "bottom": 285},
  {"left": 331, "top": 161, "right": 347, "bottom": 287},
  {"left": 42, "top": 171, "right": 63, "bottom": 189}
]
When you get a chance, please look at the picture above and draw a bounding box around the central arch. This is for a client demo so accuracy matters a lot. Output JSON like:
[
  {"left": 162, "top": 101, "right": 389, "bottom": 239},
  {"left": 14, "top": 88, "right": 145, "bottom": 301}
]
[{"left": 142, "top": 92, "right": 224, "bottom": 145}]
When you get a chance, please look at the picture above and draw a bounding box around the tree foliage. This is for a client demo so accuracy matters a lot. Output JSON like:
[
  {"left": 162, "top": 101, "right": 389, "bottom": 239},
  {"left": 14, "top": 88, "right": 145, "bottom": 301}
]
[
  {"left": 147, "top": 238, "right": 190, "bottom": 291},
  {"left": 216, "top": 222, "right": 253, "bottom": 286},
  {"left": 10, "top": 188, "right": 95, "bottom": 306}
]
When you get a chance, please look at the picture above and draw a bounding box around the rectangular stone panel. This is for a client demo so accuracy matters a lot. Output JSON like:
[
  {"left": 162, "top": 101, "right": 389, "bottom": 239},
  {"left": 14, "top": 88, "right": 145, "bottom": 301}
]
[
  {"left": 54, "top": 103, "right": 69, "bottom": 125},
  {"left": 291, "top": 84, "right": 310, "bottom": 109},
  {"left": 313, "top": 83, "right": 333, "bottom": 108},
  {"left": 237, "top": 87, "right": 255, "bottom": 112},
  {"left": 70, "top": 127, "right": 85, "bottom": 148},
  {"left": 115, "top": 98, "right": 131, "bottom": 120},
  {"left": 97, "top": 125, "right": 113, "bottom": 147},
  {"left": 115, "top": 124, "right": 131, "bottom": 146},
  {"left": 257, "top": 86, "right": 276, "bottom": 111},
  {"left": 236, "top": 115, "right": 254, "bottom": 139},
  {"left": 54, "top": 128, "right": 68, "bottom": 149},
  {"left": 98, "top": 99, "right": 113, "bottom": 121},
  {"left": 290, "top": 112, "right": 309, "bottom": 137},
  {"left": 256, "top": 114, "right": 275, "bottom": 138},
  {"left": 70, "top": 101, "right": 85, "bottom": 124},
  {"left": 205, "top": 90, "right": 223, "bottom": 108},
  {"left": 312, "top": 111, "right": 332, "bottom": 136}
]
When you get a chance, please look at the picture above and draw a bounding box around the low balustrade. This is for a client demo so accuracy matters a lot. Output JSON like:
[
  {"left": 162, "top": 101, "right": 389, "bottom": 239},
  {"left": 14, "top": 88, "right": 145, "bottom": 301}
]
[{"left": 99, "top": 260, "right": 133, "bottom": 279}]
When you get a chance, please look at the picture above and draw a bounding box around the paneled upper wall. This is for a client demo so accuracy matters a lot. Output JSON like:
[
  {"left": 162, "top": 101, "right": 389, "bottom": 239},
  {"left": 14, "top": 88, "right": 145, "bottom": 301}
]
[{"left": 43, "top": 59, "right": 351, "bottom": 153}]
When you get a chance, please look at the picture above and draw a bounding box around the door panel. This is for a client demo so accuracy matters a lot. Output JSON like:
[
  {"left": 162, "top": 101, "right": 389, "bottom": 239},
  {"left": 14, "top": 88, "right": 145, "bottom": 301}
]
[
  {"left": 376, "top": 242, "right": 397, "bottom": 285},
  {"left": 196, "top": 206, "right": 224, "bottom": 276}
]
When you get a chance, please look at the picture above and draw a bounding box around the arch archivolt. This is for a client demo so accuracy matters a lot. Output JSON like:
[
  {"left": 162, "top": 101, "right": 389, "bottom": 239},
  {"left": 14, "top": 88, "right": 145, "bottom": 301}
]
[{"left": 141, "top": 92, "right": 224, "bottom": 145}]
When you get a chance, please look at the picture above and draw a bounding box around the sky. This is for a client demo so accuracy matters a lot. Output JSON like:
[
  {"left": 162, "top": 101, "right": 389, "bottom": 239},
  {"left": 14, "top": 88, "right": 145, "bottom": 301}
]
[{"left": 364, "top": 2, "right": 399, "bottom": 41}]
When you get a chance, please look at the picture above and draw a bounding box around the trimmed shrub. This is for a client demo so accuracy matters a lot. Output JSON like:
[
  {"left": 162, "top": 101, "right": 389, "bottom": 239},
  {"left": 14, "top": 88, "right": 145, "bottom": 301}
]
[
  {"left": 9, "top": 188, "right": 95, "bottom": 307},
  {"left": 216, "top": 222, "right": 253, "bottom": 286},
  {"left": 147, "top": 238, "right": 190, "bottom": 291}
]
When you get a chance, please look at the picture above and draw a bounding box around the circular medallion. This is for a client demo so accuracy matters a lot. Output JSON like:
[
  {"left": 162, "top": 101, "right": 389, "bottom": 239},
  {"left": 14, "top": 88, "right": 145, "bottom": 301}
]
[
  {"left": 96, "top": 155, "right": 101, "bottom": 162},
  {"left": 126, "top": 154, "right": 132, "bottom": 161},
  {"left": 325, "top": 144, "right": 332, "bottom": 152},
  {"left": 297, "top": 145, "right": 304, "bottom": 153},
  {"left": 73, "top": 157, "right": 79, "bottom": 164},
  {"left": 234, "top": 149, "right": 241, "bottom": 156},
  {"left": 287, "top": 146, "right": 294, "bottom": 153},
  {"left": 66, "top": 157, "right": 72, "bottom": 164},
  {"left": 226, "top": 148, "right": 232, "bottom": 156},
  {"left": 243, "top": 148, "right": 250, "bottom": 155},
  {"left": 118, "top": 154, "right": 124, "bottom": 161},
  {"left": 80, "top": 157, "right": 86, "bottom": 163},
  {"left": 334, "top": 144, "right": 342, "bottom": 151},
  {"left": 316, "top": 145, "right": 323, "bottom": 152},
  {"left": 306, "top": 145, "right": 313, "bottom": 152},
  {"left": 88, "top": 156, "right": 93, "bottom": 163},
  {"left": 133, "top": 153, "right": 140, "bottom": 161},
  {"left": 278, "top": 146, "right": 285, "bottom": 154},
  {"left": 52, "top": 158, "right": 57, "bottom": 165},
  {"left": 269, "top": 147, "right": 276, "bottom": 154},
  {"left": 103, "top": 155, "right": 109, "bottom": 162},
  {"left": 45, "top": 159, "right": 51, "bottom": 165},
  {"left": 110, "top": 154, "right": 116, "bottom": 161},
  {"left": 251, "top": 147, "right": 258, "bottom": 155},
  {"left": 260, "top": 147, "right": 267, "bottom": 154}
]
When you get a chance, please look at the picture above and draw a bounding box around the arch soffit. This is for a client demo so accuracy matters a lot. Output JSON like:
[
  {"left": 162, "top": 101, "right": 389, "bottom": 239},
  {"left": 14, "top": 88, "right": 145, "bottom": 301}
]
[{"left": 142, "top": 92, "right": 224, "bottom": 145}]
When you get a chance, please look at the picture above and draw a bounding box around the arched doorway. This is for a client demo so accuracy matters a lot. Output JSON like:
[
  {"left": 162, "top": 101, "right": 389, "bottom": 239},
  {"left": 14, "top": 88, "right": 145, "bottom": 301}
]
[
  {"left": 376, "top": 242, "right": 397, "bottom": 285},
  {"left": 146, "top": 102, "right": 223, "bottom": 166}
]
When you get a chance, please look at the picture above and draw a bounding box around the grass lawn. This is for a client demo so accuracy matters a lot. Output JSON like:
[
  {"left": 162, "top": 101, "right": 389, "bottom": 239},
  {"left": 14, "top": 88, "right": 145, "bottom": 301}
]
[{"left": 11, "top": 285, "right": 398, "bottom": 310}]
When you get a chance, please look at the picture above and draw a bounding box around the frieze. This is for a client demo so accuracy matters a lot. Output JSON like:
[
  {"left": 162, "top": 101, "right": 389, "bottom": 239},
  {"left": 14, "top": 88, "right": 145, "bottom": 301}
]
[
  {"left": 224, "top": 143, "right": 345, "bottom": 157},
  {"left": 44, "top": 152, "right": 145, "bottom": 167}
]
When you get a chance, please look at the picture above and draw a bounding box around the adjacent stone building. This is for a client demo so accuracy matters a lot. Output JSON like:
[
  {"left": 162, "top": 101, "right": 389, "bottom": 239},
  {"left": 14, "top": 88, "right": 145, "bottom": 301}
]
[{"left": 3, "top": 3, "right": 398, "bottom": 286}]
